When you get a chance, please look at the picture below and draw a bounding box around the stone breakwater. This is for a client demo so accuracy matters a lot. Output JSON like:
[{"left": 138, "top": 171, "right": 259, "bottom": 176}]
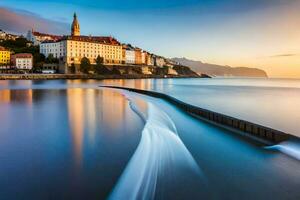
[
  {"left": 101, "top": 86, "right": 294, "bottom": 145},
  {"left": 0, "top": 74, "right": 202, "bottom": 80},
  {"left": 0, "top": 74, "right": 89, "bottom": 80}
]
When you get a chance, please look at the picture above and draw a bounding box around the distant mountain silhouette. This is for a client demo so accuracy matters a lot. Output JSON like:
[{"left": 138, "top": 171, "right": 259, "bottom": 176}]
[{"left": 172, "top": 58, "right": 268, "bottom": 77}]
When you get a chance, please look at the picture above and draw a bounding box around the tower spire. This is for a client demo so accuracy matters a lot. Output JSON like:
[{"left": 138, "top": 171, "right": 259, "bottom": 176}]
[{"left": 71, "top": 12, "right": 80, "bottom": 36}]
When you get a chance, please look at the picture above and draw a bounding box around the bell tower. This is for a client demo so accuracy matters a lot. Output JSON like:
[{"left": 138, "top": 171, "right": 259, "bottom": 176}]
[{"left": 71, "top": 12, "right": 80, "bottom": 36}]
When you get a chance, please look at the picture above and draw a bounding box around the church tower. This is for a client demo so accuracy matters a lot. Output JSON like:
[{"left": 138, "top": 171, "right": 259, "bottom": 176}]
[{"left": 71, "top": 12, "right": 80, "bottom": 36}]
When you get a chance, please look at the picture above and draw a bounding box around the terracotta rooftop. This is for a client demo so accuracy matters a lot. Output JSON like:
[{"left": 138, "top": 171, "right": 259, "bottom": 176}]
[
  {"left": 32, "top": 31, "right": 63, "bottom": 40},
  {"left": 65, "top": 35, "right": 120, "bottom": 45},
  {"left": 42, "top": 35, "right": 121, "bottom": 45},
  {"left": 12, "top": 53, "right": 33, "bottom": 58}
]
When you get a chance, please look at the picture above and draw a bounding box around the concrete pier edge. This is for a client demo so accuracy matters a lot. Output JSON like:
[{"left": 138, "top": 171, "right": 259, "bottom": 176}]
[{"left": 100, "top": 85, "right": 295, "bottom": 145}]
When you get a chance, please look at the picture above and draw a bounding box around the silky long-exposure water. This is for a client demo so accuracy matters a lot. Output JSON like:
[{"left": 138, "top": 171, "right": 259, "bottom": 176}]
[{"left": 0, "top": 79, "right": 299, "bottom": 199}]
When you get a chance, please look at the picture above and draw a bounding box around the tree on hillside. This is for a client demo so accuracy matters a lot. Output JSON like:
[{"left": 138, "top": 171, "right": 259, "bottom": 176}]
[
  {"left": 80, "top": 57, "right": 90, "bottom": 74},
  {"left": 0, "top": 38, "right": 38, "bottom": 55},
  {"left": 0, "top": 38, "right": 28, "bottom": 49}
]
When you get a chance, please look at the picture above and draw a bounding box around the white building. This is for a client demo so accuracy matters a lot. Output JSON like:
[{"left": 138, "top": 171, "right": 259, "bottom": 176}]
[
  {"left": 39, "top": 14, "right": 123, "bottom": 73},
  {"left": 40, "top": 36, "right": 122, "bottom": 65},
  {"left": 11, "top": 53, "right": 33, "bottom": 70},
  {"left": 40, "top": 40, "right": 67, "bottom": 59},
  {"left": 125, "top": 49, "right": 135, "bottom": 64}
]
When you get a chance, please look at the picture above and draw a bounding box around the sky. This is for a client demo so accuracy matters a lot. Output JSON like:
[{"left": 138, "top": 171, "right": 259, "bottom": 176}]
[{"left": 0, "top": 0, "right": 300, "bottom": 78}]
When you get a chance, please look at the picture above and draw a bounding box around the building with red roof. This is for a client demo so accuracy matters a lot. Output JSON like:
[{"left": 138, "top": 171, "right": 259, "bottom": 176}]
[
  {"left": 11, "top": 53, "right": 33, "bottom": 70},
  {"left": 39, "top": 13, "right": 123, "bottom": 73}
]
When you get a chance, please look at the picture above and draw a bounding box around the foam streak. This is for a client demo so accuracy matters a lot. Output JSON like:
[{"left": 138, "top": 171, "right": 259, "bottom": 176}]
[{"left": 109, "top": 100, "right": 205, "bottom": 200}]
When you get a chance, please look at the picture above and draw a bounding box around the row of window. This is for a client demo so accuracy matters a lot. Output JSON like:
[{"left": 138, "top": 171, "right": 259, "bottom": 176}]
[
  {"left": 17, "top": 61, "right": 31, "bottom": 63},
  {"left": 42, "top": 42, "right": 120, "bottom": 50},
  {"left": 69, "top": 44, "right": 119, "bottom": 50},
  {"left": 69, "top": 41, "right": 120, "bottom": 48},
  {"left": 17, "top": 64, "right": 31, "bottom": 66},
  {"left": 69, "top": 53, "right": 122, "bottom": 59}
]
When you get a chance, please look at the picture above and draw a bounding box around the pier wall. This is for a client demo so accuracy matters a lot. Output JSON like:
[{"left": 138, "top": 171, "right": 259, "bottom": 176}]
[
  {"left": 0, "top": 74, "right": 199, "bottom": 80},
  {"left": 0, "top": 74, "right": 89, "bottom": 80},
  {"left": 103, "top": 86, "right": 291, "bottom": 145}
]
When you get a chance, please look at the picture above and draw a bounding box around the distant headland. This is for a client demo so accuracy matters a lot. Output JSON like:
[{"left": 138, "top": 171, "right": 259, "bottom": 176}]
[{"left": 172, "top": 57, "right": 268, "bottom": 78}]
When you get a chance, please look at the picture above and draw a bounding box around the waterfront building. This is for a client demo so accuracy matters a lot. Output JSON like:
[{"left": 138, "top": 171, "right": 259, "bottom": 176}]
[
  {"left": 0, "top": 46, "right": 11, "bottom": 66},
  {"left": 11, "top": 53, "right": 33, "bottom": 70},
  {"left": 154, "top": 56, "right": 165, "bottom": 67},
  {"left": 146, "top": 53, "right": 154, "bottom": 66},
  {"left": 134, "top": 48, "right": 142, "bottom": 65},
  {"left": 123, "top": 46, "right": 136, "bottom": 64},
  {"left": 40, "top": 13, "right": 122, "bottom": 73},
  {"left": 141, "top": 51, "right": 152, "bottom": 65},
  {"left": 40, "top": 36, "right": 122, "bottom": 64}
]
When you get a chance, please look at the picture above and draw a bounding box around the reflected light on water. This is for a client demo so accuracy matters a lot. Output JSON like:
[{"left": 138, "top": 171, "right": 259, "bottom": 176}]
[
  {"left": 0, "top": 89, "right": 33, "bottom": 105},
  {"left": 86, "top": 89, "right": 97, "bottom": 144},
  {"left": 66, "top": 88, "right": 133, "bottom": 167},
  {"left": 67, "top": 88, "right": 85, "bottom": 166},
  {"left": 0, "top": 89, "right": 11, "bottom": 103}
]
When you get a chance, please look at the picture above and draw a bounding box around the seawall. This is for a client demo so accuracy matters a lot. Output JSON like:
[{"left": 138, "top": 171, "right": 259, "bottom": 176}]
[
  {"left": 0, "top": 74, "right": 201, "bottom": 80},
  {"left": 101, "top": 86, "right": 293, "bottom": 145}
]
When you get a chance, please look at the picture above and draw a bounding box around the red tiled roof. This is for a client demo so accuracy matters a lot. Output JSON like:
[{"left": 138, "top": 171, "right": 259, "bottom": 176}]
[
  {"left": 64, "top": 35, "right": 121, "bottom": 45},
  {"left": 12, "top": 53, "right": 33, "bottom": 58},
  {"left": 40, "top": 33, "right": 121, "bottom": 45},
  {"left": 32, "top": 31, "right": 62, "bottom": 40}
]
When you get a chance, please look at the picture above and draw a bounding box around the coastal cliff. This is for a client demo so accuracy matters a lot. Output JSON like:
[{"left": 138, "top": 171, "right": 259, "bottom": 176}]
[{"left": 172, "top": 57, "right": 268, "bottom": 78}]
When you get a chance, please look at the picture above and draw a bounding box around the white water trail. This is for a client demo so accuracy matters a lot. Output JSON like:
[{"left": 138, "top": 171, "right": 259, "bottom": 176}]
[
  {"left": 108, "top": 99, "right": 205, "bottom": 200},
  {"left": 266, "top": 141, "right": 300, "bottom": 161}
]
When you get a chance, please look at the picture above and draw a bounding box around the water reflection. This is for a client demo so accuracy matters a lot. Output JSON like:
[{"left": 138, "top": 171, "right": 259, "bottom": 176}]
[
  {"left": 67, "top": 88, "right": 85, "bottom": 166},
  {"left": 66, "top": 88, "right": 137, "bottom": 167},
  {"left": 0, "top": 87, "right": 144, "bottom": 199},
  {"left": 0, "top": 89, "right": 33, "bottom": 105}
]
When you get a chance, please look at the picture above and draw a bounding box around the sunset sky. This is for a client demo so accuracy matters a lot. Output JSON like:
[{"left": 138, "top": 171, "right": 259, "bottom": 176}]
[{"left": 1, "top": 0, "right": 300, "bottom": 78}]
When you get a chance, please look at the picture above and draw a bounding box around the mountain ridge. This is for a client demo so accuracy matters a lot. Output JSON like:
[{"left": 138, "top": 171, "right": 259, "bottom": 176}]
[{"left": 172, "top": 57, "right": 268, "bottom": 78}]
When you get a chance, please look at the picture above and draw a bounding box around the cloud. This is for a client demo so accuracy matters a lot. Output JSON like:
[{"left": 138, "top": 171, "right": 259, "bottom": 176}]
[
  {"left": 0, "top": 7, "right": 69, "bottom": 35},
  {"left": 269, "top": 54, "right": 298, "bottom": 58}
]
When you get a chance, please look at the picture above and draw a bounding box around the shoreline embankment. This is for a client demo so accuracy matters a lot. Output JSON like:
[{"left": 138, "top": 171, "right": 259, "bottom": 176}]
[
  {"left": 101, "top": 86, "right": 295, "bottom": 145},
  {"left": 0, "top": 74, "right": 203, "bottom": 80}
]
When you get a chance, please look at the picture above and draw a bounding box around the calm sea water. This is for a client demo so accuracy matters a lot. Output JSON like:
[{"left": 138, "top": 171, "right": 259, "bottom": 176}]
[
  {"left": 0, "top": 79, "right": 299, "bottom": 199},
  {"left": 100, "top": 78, "right": 300, "bottom": 137}
]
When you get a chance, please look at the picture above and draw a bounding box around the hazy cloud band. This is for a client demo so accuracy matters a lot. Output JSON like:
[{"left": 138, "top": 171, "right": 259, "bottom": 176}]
[{"left": 0, "top": 7, "right": 69, "bottom": 35}]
